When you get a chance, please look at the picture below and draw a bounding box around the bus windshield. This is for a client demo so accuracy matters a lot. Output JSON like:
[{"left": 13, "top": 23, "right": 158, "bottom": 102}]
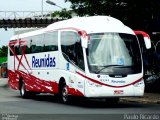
[{"left": 87, "top": 33, "right": 142, "bottom": 75}]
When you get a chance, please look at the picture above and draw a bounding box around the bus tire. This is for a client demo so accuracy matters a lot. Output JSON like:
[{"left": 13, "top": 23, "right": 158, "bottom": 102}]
[
  {"left": 60, "top": 84, "right": 69, "bottom": 103},
  {"left": 20, "top": 80, "right": 29, "bottom": 98}
]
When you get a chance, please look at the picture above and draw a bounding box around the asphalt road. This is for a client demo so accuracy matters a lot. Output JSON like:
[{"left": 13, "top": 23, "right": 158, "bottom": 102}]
[{"left": 0, "top": 78, "right": 160, "bottom": 120}]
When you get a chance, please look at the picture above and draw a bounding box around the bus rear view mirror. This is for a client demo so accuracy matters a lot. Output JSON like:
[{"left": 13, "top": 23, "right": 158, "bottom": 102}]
[
  {"left": 144, "top": 37, "right": 151, "bottom": 49},
  {"left": 134, "top": 31, "right": 151, "bottom": 49}
]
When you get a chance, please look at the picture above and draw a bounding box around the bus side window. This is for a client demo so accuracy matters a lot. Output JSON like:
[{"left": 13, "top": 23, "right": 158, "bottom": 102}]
[
  {"left": 61, "top": 31, "right": 76, "bottom": 62},
  {"left": 61, "top": 31, "right": 85, "bottom": 71},
  {"left": 75, "top": 40, "right": 85, "bottom": 71},
  {"left": 24, "top": 37, "right": 31, "bottom": 54},
  {"left": 15, "top": 45, "right": 21, "bottom": 55},
  {"left": 44, "top": 31, "right": 58, "bottom": 52},
  {"left": 31, "top": 34, "right": 44, "bottom": 53},
  {"left": 10, "top": 45, "right": 14, "bottom": 56},
  {"left": 31, "top": 42, "right": 36, "bottom": 53}
]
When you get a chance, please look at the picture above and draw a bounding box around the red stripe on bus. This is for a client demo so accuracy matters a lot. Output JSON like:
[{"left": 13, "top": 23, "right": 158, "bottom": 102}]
[{"left": 76, "top": 71, "right": 143, "bottom": 88}]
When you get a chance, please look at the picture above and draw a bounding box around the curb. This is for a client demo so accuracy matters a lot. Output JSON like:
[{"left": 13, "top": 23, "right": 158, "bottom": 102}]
[{"left": 120, "top": 97, "right": 160, "bottom": 104}]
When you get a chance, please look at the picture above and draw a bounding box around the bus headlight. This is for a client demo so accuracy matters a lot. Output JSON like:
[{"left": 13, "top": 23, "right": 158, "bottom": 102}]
[{"left": 134, "top": 79, "right": 144, "bottom": 87}]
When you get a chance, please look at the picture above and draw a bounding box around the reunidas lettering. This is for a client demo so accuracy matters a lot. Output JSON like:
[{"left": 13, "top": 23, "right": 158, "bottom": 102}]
[
  {"left": 32, "top": 54, "right": 56, "bottom": 68},
  {"left": 111, "top": 80, "right": 125, "bottom": 83}
]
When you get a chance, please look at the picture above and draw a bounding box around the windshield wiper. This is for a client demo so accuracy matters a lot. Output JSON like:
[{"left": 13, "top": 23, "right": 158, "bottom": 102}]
[{"left": 95, "top": 65, "right": 124, "bottom": 74}]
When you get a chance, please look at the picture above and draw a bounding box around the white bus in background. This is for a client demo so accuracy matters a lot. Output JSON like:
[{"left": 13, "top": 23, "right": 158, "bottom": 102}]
[{"left": 8, "top": 16, "right": 151, "bottom": 103}]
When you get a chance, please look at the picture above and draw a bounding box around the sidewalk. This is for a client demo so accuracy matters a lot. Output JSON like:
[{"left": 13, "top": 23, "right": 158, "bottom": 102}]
[
  {"left": 0, "top": 78, "right": 8, "bottom": 87},
  {"left": 121, "top": 93, "right": 160, "bottom": 104}
]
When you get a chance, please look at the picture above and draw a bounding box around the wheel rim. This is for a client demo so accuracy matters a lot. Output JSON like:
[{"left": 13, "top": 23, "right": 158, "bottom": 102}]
[
  {"left": 62, "top": 86, "right": 68, "bottom": 102},
  {"left": 21, "top": 83, "right": 25, "bottom": 96}
]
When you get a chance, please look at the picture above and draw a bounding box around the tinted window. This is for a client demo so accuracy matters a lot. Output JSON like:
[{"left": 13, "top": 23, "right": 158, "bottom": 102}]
[
  {"left": 9, "top": 31, "right": 59, "bottom": 55},
  {"left": 9, "top": 44, "right": 14, "bottom": 56},
  {"left": 44, "top": 31, "right": 58, "bottom": 52},
  {"left": 31, "top": 34, "right": 44, "bottom": 53},
  {"left": 61, "top": 31, "right": 85, "bottom": 71}
]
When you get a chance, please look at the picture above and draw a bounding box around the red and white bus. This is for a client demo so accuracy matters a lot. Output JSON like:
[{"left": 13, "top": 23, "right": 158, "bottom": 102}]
[{"left": 8, "top": 16, "right": 151, "bottom": 103}]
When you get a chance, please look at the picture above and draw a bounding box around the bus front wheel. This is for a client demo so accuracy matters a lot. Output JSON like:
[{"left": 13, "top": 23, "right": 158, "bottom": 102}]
[
  {"left": 60, "top": 84, "right": 69, "bottom": 103},
  {"left": 20, "top": 80, "right": 29, "bottom": 98}
]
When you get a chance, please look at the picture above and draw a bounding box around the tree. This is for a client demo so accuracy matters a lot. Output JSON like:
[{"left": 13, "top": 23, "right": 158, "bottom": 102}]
[
  {"left": 65, "top": 0, "right": 160, "bottom": 32},
  {"left": 0, "top": 46, "right": 8, "bottom": 57},
  {"left": 51, "top": 8, "right": 72, "bottom": 19}
]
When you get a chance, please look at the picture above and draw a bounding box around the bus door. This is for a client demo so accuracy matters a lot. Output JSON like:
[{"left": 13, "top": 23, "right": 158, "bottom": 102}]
[{"left": 60, "top": 30, "right": 85, "bottom": 95}]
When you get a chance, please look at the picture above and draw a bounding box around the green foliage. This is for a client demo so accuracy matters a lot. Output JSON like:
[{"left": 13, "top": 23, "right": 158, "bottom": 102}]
[
  {"left": 65, "top": 0, "right": 160, "bottom": 31},
  {"left": 0, "top": 46, "right": 8, "bottom": 57},
  {"left": 0, "top": 57, "right": 7, "bottom": 64},
  {"left": 51, "top": 8, "right": 72, "bottom": 19}
]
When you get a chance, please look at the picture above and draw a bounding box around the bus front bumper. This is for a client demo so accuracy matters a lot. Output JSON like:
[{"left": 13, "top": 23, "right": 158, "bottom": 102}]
[{"left": 84, "top": 81, "right": 145, "bottom": 98}]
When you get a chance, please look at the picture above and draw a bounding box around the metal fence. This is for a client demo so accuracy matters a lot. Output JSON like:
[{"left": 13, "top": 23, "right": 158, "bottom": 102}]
[{"left": 0, "top": 11, "right": 54, "bottom": 19}]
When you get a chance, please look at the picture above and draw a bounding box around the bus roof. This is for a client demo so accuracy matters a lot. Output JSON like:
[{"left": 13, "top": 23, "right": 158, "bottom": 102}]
[
  {"left": 10, "top": 16, "right": 135, "bottom": 40},
  {"left": 47, "top": 16, "right": 134, "bottom": 34}
]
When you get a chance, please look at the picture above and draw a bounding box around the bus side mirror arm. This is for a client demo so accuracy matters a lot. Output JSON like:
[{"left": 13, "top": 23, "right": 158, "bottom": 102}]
[
  {"left": 78, "top": 30, "right": 89, "bottom": 48},
  {"left": 81, "top": 37, "right": 88, "bottom": 48},
  {"left": 134, "top": 30, "right": 151, "bottom": 49}
]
